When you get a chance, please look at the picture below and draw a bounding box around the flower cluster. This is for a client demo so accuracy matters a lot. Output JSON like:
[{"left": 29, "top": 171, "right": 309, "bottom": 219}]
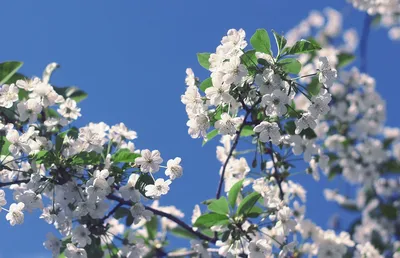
[
  {"left": 0, "top": 63, "right": 183, "bottom": 257},
  {"left": 347, "top": 0, "right": 400, "bottom": 40}
]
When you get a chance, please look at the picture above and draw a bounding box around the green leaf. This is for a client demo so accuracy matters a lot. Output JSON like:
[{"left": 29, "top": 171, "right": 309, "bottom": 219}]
[
  {"left": 237, "top": 192, "right": 261, "bottom": 216},
  {"left": 240, "top": 50, "right": 258, "bottom": 75},
  {"left": 146, "top": 215, "right": 158, "bottom": 240},
  {"left": 0, "top": 135, "right": 11, "bottom": 156},
  {"left": 197, "top": 53, "right": 211, "bottom": 70},
  {"left": 371, "top": 14, "right": 382, "bottom": 28},
  {"left": 337, "top": 53, "right": 355, "bottom": 68},
  {"left": 70, "top": 151, "right": 101, "bottom": 165},
  {"left": 279, "top": 58, "right": 302, "bottom": 74},
  {"left": 33, "top": 151, "right": 57, "bottom": 167},
  {"left": 307, "top": 77, "right": 321, "bottom": 96},
  {"left": 228, "top": 179, "right": 244, "bottom": 208},
  {"left": 208, "top": 197, "right": 229, "bottom": 215},
  {"left": 240, "top": 125, "right": 255, "bottom": 137},
  {"left": 284, "top": 121, "right": 296, "bottom": 135},
  {"left": 114, "top": 207, "right": 130, "bottom": 219},
  {"left": 247, "top": 206, "right": 263, "bottom": 218},
  {"left": 112, "top": 149, "right": 140, "bottom": 163},
  {"left": 194, "top": 213, "right": 229, "bottom": 228},
  {"left": 200, "top": 77, "right": 212, "bottom": 92},
  {"left": 288, "top": 39, "right": 321, "bottom": 55},
  {"left": 135, "top": 173, "right": 155, "bottom": 198},
  {"left": 170, "top": 227, "right": 197, "bottom": 239},
  {"left": 55, "top": 135, "right": 64, "bottom": 153},
  {"left": 381, "top": 204, "right": 398, "bottom": 219},
  {"left": 53, "top": 86, "right": 88, "bottom": 103},
  {"left": 7, "top": 72, "right": 27, "bottom": 84},
  {"left": 125, "top": 213, "right": 134, "bottom": 226},
  {"left": 382, "top": 159, "right": 400, "bottom": 173},
  {"left": 272, "top": 30, "right": 287, "bottom": 55},
  {"left": 46, "top": 108, "right": 60, "bottom": 118},
  {"left": 0, "top": 61, "right": 23, "bottom": 85},
  {"left": 85, "top": 236, "right": 104, "bottom": 258},
  {"left": 302, "top": 128, "right": 317, "bottom": 139},
  {"left": 70, "top": 90, "right": 88, "bottom": 103},
  {"left": 58, "top": 127, "right": 79, "bottom": 139},
  {"left": 250, "top": 29, "right": 272, "bottom": 55},
  {"left": 202, "top": 129, "right": 218, "bottom": 146}
]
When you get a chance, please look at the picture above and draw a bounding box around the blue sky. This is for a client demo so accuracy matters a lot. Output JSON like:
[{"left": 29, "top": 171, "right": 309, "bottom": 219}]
[{"left": 0, "top": 0, "right": 399, "bottom": 256}]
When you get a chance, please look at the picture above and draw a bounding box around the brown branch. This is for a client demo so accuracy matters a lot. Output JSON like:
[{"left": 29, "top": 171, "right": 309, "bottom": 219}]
[
  {"left": 215, "top": 110, "right": 252, "bottom": 199},
  {"left": 107, "top": 194, "right": 216, "bottom": 243},
  {"left": 0, "top": 179, "right": 30, "bottom": 187}
]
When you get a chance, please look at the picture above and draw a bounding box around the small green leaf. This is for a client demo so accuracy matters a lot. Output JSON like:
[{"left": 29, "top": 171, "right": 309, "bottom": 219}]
[
  {"left": 170, "top": 227, "right": 197, "bottom": 239},
  {"left": 197, "top": 53, "right": 211, "bottom": 70},
  {"left": 135, "top": 173, "right": 155, "bottom": 198},
  {"left": 112, "top": 149, "right": 140, "bottom": 163},
  {"left": 247, "top": 206, "right": 263, "bottom": 218},
  {"left": 46, "top": 108, "right": 60, "bottom": 118},
  {"left": 146, "top": 215, "right": 158, "bottom": 240},
  {"left": 382, "top": 159, "right": 400, "bottom": 174},
  {"left": 33, "top": 151, "right": 57, "bottom": 167},
  {"left": 34, "top": 150, "right": 49, "bottom": 161},
  {"left": 241, "top": 125, "right": 255, "bottom": 137},
  {"left": 125, "top": 213, "right": 134, "bottom": 226},
  {"left": 221, "top": 230, "right": 231, "bottom": 242},
  {"left": 288, "top": 39, "right": 321, "bottom": 55},
  {"left": 69, "top": 89, "right": 88, "bottom": 103},
  {"left": 53, "top": 86, "right": 88, "bottom": 103},
  {"left": 237, "top": 192, "right": 261, "bottom": 216},
  {"left": 208, "top": 197, "right": 229, "bottom": 215},
  {"left": 202, "top": 129, "right": 218, "bottom": 146},
  {"left": 228, "top": 179, "right": 244, "bottom": 208},
  {"left": 302, "top": 128, "right": 317, "bottom": 139},
  {"left": 381, "top": 204, "right": 398, "bottom": 219},
  {"left": 279, "top": 58, "right": 302, "bottom": 74},
  {"left": 114, "top": 207, "right": 130, "bottom": 219},
  {"left": 200, "top": 77, "right": 212, "bottom": 92},
  {"left": 194, "top": 213, "right": 229, "bottom": 228},
  {"left": 0, "top": 61, "right": 23, "bottom": 85},
  {"left": 250, "top": 29, "right": 272, "bottom": 55},
  {"left": 284, "top": 121, "right": 296, "bottom": 135},
  {"left": 371, "top": 14, "right": 382, "bottom": 27},
  {"left": 337, "top": 53, "right": 355, "bottom": 68},
  {"left": 70, "top": 151, "right": 101, "bottom": 165},
  {"left": 84, "top": 236, "right": 104, "bottom": 258},
  {"left": 7, "top": 73, "right": 27, "bottom": 84},
  {"left": 0, "top": 135, "right": 11, "bottom": 156},
  {"left": 58, "top": 127, "right": 79, "bottom": 139},
  {"left": 240, "top": 50, "right": 258, "bottom": 75},
  {"left": 307, "top": 77, "right": 321, "bottom": 96},
  {"left": 55, "top": 135, "right": 64, "bottom": 153},
  {"left": 272, "top": 30, "right": 287, "bottom": 55}
]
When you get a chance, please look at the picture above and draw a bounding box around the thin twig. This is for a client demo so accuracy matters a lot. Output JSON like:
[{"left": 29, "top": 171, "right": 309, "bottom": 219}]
[
  {"left": 107, "top": 194, "right": 216, "bottom": 243},
  {"left": 215, "top": 109, "right": 252, "bottom": 199}
]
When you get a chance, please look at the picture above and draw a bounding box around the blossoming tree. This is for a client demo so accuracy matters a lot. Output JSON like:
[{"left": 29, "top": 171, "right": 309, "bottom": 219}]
[{"left": 0, "top": 4, "right": 399, "bottom": 258}]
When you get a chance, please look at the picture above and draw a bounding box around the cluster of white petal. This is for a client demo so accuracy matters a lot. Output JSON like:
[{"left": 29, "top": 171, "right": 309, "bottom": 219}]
[{"left": 0, "top": 63, "right": 184, "bottom": 257}]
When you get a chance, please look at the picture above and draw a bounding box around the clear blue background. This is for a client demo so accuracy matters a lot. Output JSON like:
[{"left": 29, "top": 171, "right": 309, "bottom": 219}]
[{"left": 0, "top": 1, "right": 399, "bottom": 257}]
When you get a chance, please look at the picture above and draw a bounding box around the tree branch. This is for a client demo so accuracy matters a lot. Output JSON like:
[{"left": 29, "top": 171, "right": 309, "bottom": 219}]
[
  {"left": 0, "top": 179, "right": 30, "bottom": 187},
  {"left": 107, "top": 194, "right": 216, "bottom": 243},
  {"left": 215, "top": 110, "right": 252, "bottom": 199}
]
